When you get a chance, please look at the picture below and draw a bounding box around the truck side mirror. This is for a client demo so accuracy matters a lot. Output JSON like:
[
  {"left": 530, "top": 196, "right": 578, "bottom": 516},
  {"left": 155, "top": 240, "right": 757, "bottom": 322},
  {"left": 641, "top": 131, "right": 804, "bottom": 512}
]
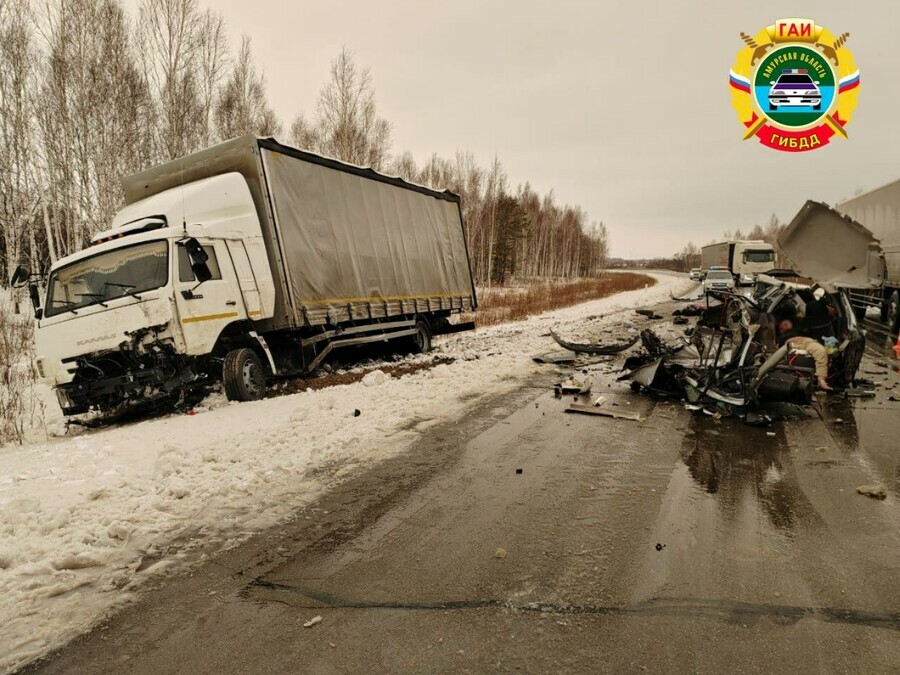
[
  {"left": 10, "top": 264, "right": 30, "bottom": 288},
  {"left": 183, "top": 238, "right": 212, "bottom": 284}
]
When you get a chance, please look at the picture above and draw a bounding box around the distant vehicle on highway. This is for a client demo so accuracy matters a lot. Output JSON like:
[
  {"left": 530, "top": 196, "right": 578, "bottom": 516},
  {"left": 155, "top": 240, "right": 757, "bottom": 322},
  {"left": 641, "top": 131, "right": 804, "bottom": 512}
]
[
  {"left": 689, "top": 267, "right": 703, "bottom": 281},
  {"left": 701, "top": 240, "right": 775, "bottom": 285},
  {"left": 703, "top": 268, "right": 736, "bottom": 293}
]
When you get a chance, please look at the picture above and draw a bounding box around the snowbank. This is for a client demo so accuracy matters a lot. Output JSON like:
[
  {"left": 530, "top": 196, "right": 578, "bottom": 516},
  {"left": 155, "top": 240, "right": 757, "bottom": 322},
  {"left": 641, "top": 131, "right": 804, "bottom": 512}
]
[{"left": 0, "top": 272, "right": 691, "bottom": 672}]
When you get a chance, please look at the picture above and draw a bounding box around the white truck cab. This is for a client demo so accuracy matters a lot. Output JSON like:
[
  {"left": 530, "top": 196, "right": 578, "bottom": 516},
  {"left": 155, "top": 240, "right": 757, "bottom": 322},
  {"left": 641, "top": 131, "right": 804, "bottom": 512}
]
[{"left": 35, "top": 172, "right": 274, "bottom": 414}]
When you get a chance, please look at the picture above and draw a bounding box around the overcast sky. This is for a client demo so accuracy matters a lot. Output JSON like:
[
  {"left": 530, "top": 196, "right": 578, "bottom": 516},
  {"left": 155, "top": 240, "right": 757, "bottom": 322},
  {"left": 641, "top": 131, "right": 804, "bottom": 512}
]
[{"left": 159, "top": 1, "right": 899, "bottom": 257}]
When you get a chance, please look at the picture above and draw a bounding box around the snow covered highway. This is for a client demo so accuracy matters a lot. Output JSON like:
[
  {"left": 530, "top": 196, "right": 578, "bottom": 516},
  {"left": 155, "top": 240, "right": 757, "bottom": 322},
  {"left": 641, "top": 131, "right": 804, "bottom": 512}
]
[{"left": 0, "top": 272, "right": 688, "bottom": 672}]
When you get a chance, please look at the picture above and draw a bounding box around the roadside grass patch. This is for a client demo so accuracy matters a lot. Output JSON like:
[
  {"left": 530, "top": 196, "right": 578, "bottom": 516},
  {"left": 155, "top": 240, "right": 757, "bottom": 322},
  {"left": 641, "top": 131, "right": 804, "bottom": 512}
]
[{"left": 474, "top": 273, "right": 656, "bottom": 327}]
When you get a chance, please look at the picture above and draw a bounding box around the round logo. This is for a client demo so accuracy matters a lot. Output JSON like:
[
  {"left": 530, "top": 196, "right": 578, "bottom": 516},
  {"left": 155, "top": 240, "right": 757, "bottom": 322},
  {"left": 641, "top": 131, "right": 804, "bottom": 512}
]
[{"left": 729, "top": 19, "right": 859, "bottom": 152}]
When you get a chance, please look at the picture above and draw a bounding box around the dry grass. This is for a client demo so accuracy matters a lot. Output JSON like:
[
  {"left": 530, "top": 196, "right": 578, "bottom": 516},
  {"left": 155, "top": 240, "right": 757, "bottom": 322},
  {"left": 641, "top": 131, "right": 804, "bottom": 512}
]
[{"left": 473, "top": 273, "right": 657, "bottom": 327}]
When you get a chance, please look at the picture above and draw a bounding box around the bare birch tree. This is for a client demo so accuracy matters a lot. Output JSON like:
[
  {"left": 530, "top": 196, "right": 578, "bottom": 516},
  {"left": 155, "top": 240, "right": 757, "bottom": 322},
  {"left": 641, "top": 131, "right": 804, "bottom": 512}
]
[
  {"left": 137, "top": 0, "right": 207, "bottom": 158},
  {"left": 214, "top": 35, "right": 280, "bottom": 140},
  {"left": 0, "top": 0, "right": 36, "bottom": 278},
  {"left": 290, "top": 47, "right": 390, "bottom": 168}
]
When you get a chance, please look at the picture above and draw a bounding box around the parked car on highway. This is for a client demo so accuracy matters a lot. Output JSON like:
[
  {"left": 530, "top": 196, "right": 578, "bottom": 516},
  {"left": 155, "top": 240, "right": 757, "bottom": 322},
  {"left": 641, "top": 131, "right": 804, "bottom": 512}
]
[
  {"left": 703, "top": 268, "right": 735, "bottom": 293},
  {"left": 689, "top": 267, "right": 703, "bottom": 281}
]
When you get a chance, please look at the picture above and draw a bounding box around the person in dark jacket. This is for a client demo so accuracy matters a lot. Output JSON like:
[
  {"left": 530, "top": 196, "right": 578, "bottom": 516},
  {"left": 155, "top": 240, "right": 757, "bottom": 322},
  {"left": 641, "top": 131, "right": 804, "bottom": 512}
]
[{"left": 803, "top": 296, "right": 837, "bottom": 341}]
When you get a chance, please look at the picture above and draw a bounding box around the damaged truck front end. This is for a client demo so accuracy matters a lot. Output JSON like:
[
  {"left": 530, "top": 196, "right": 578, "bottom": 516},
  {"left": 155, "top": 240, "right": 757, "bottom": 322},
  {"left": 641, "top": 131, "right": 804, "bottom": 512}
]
[{"left": 54, "top": 323, "right": 203, "bottom": 416}]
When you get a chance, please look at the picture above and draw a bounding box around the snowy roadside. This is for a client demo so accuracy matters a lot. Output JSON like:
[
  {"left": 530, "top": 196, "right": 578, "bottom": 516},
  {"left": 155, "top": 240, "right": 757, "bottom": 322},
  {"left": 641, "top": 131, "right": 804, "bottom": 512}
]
[{"left": 0, "top": 272, "right": 691, "bottom": 672}]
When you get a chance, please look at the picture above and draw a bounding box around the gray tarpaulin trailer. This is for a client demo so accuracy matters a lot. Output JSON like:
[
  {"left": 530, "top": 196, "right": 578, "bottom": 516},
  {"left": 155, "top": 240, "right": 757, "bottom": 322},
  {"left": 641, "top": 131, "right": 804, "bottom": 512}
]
[{"left": 123, "top": 135, "right": 477, "bottom": 331}]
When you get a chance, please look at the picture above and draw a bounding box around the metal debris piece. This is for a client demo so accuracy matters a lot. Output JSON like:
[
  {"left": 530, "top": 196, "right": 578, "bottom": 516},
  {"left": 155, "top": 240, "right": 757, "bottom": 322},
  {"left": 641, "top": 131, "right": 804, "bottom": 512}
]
[
  {"left": 558, "top": 376, "right": 592, "bottom": 394},
  {"left": 550, "top": 329, "right": 639, "bottom": 355},
  {"left": 565, "top": 403, "right": 642, "bottom": 421},
  {"left": 533, "top": 349, "right": 578, "bottom": 364}
]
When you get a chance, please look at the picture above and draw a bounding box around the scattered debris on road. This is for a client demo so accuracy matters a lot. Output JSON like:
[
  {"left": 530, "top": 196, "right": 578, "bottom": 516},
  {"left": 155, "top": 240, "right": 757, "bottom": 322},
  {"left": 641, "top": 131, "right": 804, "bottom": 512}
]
[
  {"left": 545, "top": 274, "right": 869, "bottom": 426},
  {"left": 565, "top": 403, "right": 641, "bottom": 421},
  {"left": 303, "top": 615, "right": 323, "bottom": 628},
  {"left": 495, "top": 548, "right": 508, "bottom": 559},
  {"left": 550, "top": 329, "right": 638, "bottom": 355},
  {"left": 556, "top": 376, "right": 592, "bottom": 395}
]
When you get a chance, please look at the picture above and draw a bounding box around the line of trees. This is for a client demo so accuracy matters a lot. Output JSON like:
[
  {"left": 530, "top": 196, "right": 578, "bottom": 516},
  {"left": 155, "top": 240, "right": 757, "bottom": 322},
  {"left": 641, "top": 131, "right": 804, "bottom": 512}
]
[
  {"left": 1, "top": 0, "right": 607, "bottom": 289},
  {"left": 674, "top": 214, "right": 790, "bottom": 272}
]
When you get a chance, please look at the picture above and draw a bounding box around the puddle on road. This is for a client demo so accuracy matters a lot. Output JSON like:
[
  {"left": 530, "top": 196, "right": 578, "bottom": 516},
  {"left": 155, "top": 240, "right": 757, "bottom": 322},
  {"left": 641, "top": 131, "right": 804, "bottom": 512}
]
[{"left": 678, "top": 416, "right": 818, "bottom": 532}]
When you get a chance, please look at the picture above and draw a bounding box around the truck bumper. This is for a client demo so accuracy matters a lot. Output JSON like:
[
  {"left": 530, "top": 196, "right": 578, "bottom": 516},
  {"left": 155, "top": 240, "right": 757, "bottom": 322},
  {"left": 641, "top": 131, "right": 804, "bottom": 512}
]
[{"left": 56, "top": 365, "right": 192, "bottom": 415}]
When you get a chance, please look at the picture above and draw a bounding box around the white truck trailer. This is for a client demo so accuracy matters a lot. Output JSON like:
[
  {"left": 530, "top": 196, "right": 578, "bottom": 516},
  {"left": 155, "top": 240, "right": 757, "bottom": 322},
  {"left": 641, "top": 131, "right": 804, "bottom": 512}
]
[
  {"left": 11, "top": 136, "right": 477, "bottom": 415},
  {"left": 700, "top": 240, "right": 775, "bottom": 283}
]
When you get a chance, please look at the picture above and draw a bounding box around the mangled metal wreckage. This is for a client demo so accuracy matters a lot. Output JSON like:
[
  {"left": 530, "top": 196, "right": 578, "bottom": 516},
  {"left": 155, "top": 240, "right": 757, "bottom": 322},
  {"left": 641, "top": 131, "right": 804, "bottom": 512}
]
[{"left": 616, "top": 278, "right": 865, "bottom": 415}]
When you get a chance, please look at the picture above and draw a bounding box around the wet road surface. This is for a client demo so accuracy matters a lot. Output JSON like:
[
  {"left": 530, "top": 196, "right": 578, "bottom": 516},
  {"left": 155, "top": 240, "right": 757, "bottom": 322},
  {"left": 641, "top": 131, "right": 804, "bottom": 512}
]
[{"left": 26, "top": 323, "right": 900, "bottom": 673}]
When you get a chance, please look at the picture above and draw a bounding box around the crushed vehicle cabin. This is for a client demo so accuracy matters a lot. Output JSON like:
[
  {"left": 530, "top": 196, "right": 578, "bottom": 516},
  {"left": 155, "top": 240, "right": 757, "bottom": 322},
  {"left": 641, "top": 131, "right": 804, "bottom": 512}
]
[
  {"left": 615, "top": 274, "right": 866, "bottom": 421},
  {"left": 11, "top": 136, "right": 477, "bottom": 416}
]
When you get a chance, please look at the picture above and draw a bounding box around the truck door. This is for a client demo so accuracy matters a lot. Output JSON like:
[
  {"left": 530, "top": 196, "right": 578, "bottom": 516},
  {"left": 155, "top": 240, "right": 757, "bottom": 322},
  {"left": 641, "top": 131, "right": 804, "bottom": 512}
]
[
  {"left": 225, "top": 240, "right": 261, "bottom": 319},
  {"left": 175, "top": 239, "right": 246, "bottom": 354}
]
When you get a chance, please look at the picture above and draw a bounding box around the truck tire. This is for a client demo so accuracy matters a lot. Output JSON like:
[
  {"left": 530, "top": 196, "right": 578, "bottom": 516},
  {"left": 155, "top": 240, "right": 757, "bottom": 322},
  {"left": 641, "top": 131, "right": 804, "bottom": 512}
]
[
  {"left": 410, "top": 319, "right": 432, "bottom": 354},
  {"left": 223, "top": 348, "right": 267, "bottom": 402},
  {"left": 887, "top": 291, "right": 900, "bottom": 335}
]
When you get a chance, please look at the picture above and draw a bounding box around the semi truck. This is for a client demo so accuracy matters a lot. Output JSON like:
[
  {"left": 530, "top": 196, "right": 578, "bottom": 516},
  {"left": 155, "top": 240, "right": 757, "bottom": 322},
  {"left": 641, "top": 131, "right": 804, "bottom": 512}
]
[
  {"left": 10, "top": 136, "right": 477, "bottom": 415},
  {"left": 700, "top": 240, "right": 775, "bottom": 284}
]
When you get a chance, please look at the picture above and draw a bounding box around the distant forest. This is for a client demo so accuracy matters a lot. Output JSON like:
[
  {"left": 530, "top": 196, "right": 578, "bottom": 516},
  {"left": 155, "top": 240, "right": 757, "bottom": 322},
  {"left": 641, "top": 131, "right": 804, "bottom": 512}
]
[{"left": 0, "top": 0, "right": 607, "bottom": 287}]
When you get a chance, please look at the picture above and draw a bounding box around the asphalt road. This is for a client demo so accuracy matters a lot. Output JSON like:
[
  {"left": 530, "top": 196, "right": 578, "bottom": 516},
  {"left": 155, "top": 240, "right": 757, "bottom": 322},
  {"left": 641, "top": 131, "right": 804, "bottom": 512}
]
[{"left": 26, "top": 310, "right": 900, "bottom": 674}]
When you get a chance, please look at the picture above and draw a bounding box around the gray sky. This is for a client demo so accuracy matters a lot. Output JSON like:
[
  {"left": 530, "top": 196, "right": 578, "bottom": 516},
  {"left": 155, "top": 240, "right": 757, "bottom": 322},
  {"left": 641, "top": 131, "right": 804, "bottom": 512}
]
[{"left": 176, "top": 1, "right": 898, "bottom": 257}]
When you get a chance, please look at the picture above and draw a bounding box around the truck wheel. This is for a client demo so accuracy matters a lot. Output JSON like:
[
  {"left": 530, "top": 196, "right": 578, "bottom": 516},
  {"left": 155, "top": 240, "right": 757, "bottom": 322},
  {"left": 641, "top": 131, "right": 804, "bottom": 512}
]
[
  {"left": 223, "top": 348, "right": 267, "bottom": 402},
  {"left": 887, "top": 291, "right": 900, "bottom": 335},
  {"left": 410, "top": 319, "right": 432, "bottom": 354}
]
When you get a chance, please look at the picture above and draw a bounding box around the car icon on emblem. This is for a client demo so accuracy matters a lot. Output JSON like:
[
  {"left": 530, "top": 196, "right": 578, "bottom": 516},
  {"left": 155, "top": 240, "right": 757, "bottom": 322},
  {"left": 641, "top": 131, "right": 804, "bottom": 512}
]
[{"left": 768, "top": 69, "right": 822, "bottom": 111}]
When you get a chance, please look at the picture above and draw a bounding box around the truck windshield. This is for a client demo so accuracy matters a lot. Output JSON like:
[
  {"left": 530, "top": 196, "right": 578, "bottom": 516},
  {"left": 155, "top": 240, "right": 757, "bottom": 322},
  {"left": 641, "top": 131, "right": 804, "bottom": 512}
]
[
  {"left": 743, "top": 250, "right": 775, "bottom": 263},
  {"left": 45, "top": 240, "right": 169, "bottom": 317}
]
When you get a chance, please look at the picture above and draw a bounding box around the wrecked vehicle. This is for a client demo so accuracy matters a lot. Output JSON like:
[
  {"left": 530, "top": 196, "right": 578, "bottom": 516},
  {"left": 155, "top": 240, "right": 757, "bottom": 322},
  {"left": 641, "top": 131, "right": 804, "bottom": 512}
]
[
  {"left": 618, "top": 275, "right": 866, "bottom": 416},
  {"left": 11, "top": 136, "right": 476, "bottom": 416}
]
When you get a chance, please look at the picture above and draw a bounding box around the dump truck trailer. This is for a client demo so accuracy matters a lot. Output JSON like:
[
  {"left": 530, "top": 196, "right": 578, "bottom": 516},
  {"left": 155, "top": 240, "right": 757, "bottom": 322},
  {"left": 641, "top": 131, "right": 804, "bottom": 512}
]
[
  {"left": 15, "top": 136, "right": 477, "bottom": 415},
  {"left": 835, "top": 180, "right": 900, "bottom": 332}
]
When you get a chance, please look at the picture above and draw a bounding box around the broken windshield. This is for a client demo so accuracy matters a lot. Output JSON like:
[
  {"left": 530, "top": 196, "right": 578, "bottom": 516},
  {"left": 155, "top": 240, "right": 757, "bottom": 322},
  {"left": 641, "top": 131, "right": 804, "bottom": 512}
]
[{"left": 44, "top": 240, "right": 169, "bottom": 317}]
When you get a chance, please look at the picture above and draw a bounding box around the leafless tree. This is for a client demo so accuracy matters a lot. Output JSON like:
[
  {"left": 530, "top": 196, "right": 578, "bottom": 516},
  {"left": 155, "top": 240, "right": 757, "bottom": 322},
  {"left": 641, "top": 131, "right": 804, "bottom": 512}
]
[
  {"left": 290, "top": 47, "right": 390, "bottom": 168},
  {"left": 214, "top": 35, "right": 280, "bottom": 140},
  {"left": 0, "top": 0, "right": 36, "bottom": 279},
  {"left": 137, "top": 0, "right": 208, "bottom": 158}
]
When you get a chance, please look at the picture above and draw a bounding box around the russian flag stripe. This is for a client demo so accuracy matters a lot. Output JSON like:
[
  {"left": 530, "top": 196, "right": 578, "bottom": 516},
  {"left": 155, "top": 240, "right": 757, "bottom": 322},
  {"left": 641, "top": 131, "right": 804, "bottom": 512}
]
[
  {"left": 839, "top": 70, "right": 860, "bottom": 93},
  {"left": 729, "top": 70, "right": 751, "bottom": 93}
]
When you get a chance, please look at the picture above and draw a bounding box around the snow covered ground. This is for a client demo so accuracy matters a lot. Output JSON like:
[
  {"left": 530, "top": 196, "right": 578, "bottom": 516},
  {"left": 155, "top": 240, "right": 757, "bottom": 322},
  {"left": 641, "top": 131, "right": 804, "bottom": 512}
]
[{"left": 0, "top": 272, "right": 691, "bottom": 672}]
